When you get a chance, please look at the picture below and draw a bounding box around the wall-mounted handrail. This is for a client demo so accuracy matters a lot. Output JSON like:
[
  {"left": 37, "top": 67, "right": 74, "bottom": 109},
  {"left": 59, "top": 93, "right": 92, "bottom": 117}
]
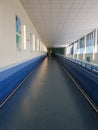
[
  {"left": 56, "top": 54, "right": 98, "bottom": 76},
  {"left": 56, "top": 53, "right": 98, "bottom": 112}
]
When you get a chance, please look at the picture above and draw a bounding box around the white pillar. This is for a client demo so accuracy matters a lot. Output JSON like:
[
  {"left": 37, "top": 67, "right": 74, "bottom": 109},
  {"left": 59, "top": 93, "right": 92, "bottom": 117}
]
[
  {"left": 93, "top": 29, "right": 97, "bottom": 60},
  {"left": 83, "top": 35, "right": 86, "bottom": 60},
  {"left": 77, "top": 40, "right": 79, "bottom": 60}
]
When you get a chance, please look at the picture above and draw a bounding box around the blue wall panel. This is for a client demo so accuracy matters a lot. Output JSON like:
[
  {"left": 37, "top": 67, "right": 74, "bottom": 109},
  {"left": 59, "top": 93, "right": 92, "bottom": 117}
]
[
  {"left": 56, "top": 54, "right": 98, "bottom": 107},
  {"left": 0, "top": 55, "right": 46, "bottom": 105}
]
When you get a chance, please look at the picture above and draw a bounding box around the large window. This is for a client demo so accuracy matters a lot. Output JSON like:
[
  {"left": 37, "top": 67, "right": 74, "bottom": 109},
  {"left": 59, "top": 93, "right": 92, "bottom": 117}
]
[
  {"left": 66, "top": 43, "right": 74, "bottom": 56},
  {"left": 79, "top": 37, "right": 84, "bottom": 54},
  {"left": 66, "top": 45, "right": 70, "bottom": 55},
  {"left": 66, "top": 45, "right": 72, "bottom": 55},
  {"left": 74, "top": 41, "right": 78, "bottom": 54},
  {"left": 86, "top": 31, "right": 94, "bottom": 53},
  {"left": 70, "top": 43, "right": 74, "bottom": 55}
]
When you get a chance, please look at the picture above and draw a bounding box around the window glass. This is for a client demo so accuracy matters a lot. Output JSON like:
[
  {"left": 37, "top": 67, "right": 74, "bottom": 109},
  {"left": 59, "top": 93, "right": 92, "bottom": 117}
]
[
  {"left": 74, "top": 42, "right": 78, "bottom": 54},
  {"left": 78, "top": 37, "right": 84, "bottom": 54},
  {"left": 70, "top": 43, "right": 74, "bottom": 55},
  {"left": 86, "top": 31, "right": 94, "bottom": 53},
  {"left": 66, "top": 45, "right": 71, "bottom": 55},
  {"left": 80, "top": 38, "right": 84, "bottom": 48}
]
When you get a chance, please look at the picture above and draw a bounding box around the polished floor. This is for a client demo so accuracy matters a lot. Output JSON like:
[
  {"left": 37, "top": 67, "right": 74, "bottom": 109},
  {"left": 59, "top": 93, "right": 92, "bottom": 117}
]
[{"left": 0, "top": 57, "right": 98, "bottom": 130}]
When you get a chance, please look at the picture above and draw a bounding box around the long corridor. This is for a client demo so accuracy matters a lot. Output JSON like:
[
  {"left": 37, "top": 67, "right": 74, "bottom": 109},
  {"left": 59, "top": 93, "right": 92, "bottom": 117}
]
[{"left": 0, "top": 57, "right": 98, "bottom": 130}]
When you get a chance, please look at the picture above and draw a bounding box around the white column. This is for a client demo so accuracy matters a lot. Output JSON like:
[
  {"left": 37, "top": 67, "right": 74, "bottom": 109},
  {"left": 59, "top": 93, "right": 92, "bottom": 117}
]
[
  {"left": 93, "top": 29, "right": 97, "bottom": 60},
  {"left": 40, "top": 41, "right": 42, "bottom": 51},
  {"left": 83, "top": 35, "right": 86, "bottom": 60},
  {"left": 37, "top": 38, "right": 39, "bottom": 51},
  {"left": 77, "top": 40, "right": 79, "bottom": 60}
]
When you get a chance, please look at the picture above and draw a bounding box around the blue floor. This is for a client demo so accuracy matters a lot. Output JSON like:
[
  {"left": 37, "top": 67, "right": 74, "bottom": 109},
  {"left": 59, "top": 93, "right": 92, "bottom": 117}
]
[{"left": 0, "top": 57, "right": 98, "bottom": 130}]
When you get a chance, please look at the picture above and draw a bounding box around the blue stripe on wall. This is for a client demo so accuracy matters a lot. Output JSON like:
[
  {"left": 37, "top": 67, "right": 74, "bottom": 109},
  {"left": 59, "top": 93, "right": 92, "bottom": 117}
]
[
  {"left": 56, "top": 54, "right": 98, "bottom": 107},
  {"left": 0, "top": 55, "right": 46, "bottom": 105}
]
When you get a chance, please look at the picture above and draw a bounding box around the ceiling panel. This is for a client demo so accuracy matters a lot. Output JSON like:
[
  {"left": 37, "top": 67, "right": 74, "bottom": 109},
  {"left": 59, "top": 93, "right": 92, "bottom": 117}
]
[{"left": 20, "top": 0, "right": 98, "bottom": 47}]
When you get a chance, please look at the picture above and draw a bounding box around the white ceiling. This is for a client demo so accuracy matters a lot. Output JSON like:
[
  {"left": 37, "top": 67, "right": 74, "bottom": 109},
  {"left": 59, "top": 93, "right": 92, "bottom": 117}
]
[{"left": 20, "top": 0, "right": 98, "bottom": 48}]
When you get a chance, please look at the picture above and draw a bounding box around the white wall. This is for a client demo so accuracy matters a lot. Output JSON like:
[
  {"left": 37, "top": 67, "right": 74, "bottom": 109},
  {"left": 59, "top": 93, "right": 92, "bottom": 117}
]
[{"left": 0, "top": 0, "right": 46, "bottom": 68}]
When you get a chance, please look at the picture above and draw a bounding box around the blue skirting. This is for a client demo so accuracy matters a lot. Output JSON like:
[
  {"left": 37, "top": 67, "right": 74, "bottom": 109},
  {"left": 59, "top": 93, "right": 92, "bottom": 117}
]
[
  {"left": 0, "top": 55, "right": 46, "bottom": 105},
  {"left": 56, "top": 54, "right": 98, "bottom": 107}
]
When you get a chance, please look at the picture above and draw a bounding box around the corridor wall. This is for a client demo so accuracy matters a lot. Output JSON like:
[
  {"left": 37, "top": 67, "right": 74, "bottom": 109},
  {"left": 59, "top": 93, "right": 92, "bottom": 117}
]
[
  {"left": 0, "top": 0, "right": 46, "bottom": 69},
  {"left": 56, "top": 54, "right": 98, "bottom": 110},
  {"left": 0, "top": 55, "right": 46, "bottom": 106},
  {"left": 0, "top": 0, "right": 47, "bottom": 106}
]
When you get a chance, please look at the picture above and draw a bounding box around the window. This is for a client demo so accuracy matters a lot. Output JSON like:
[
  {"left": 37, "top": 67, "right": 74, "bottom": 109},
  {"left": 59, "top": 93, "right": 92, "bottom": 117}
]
[
  {"left": 66, "top": 45, "right": 71, "bottom": 55},
  {"left": 80, "top": 38, "right": 84, "bottom": 48},
  {"left": 66, "top": 43, "right": 74, "bottom": 56},
  {"left": 70, "top": 43, "right": 74, "bottom": 55},
  {"left": 74, "top": 41, "right": 78, "bottom": 54},
  {"left": 86, "top": 31, "right": 94, "bottom": 53},
  {"left": 79, "top": 37, "right": 84, "bottom": 54}
]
